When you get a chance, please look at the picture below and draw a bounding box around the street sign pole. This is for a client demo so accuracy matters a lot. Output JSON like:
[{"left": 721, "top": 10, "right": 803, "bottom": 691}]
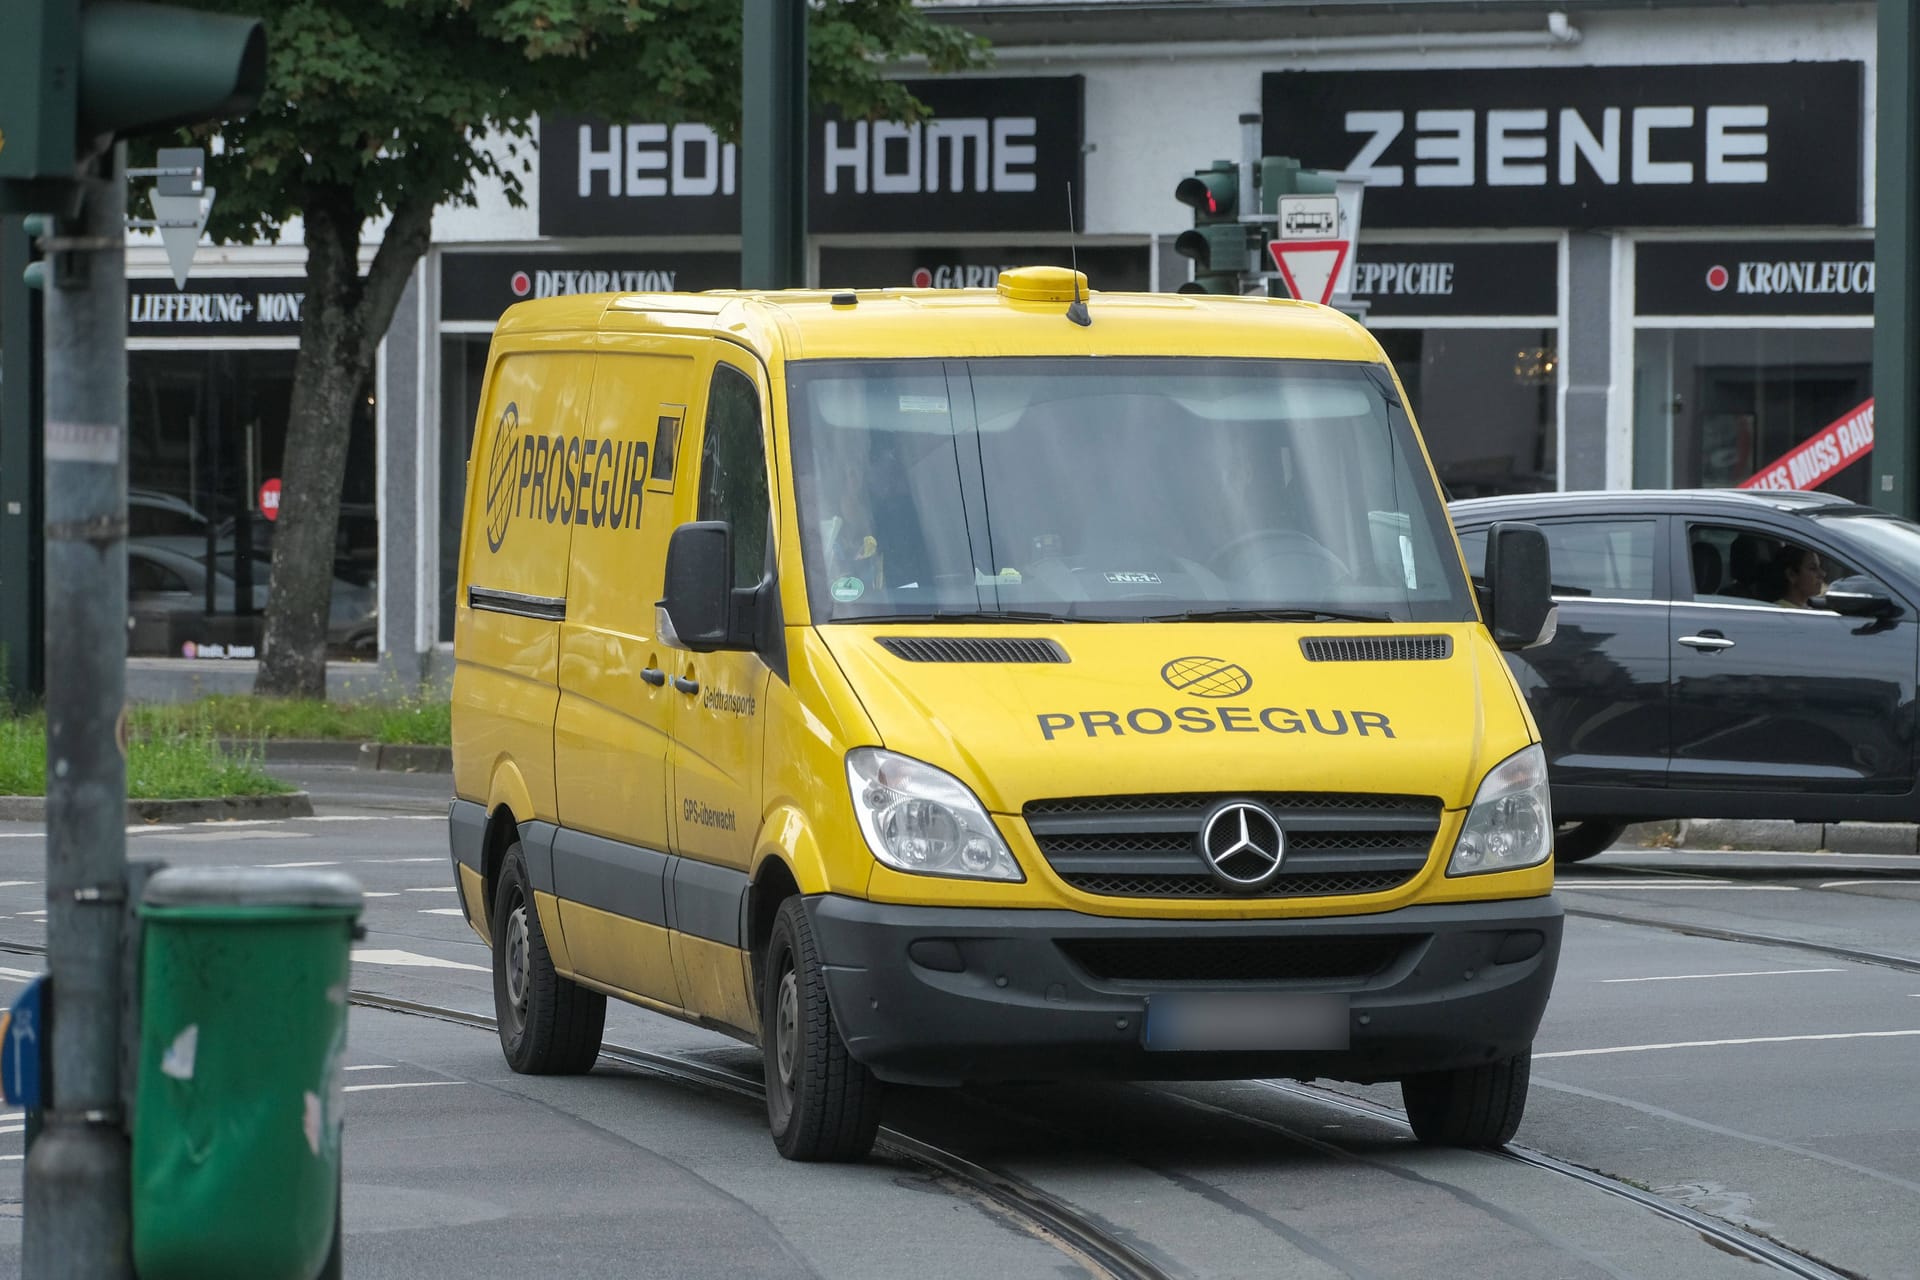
[
  {"left": 23, "top": 145, "right": 134, "bottom": 1280},
  {"left": 1873, "top": 0, "right": 1918, "bottom": 518}
]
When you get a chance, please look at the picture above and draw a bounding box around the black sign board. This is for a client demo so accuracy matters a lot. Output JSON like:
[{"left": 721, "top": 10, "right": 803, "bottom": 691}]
[
  {"left": 441, "top": 251, "right": 741, "bottom": 322},
  {"left": 540, "top": 77, "right": 1084, "bottom": 239},
  {"left": 127, "top": 277, "right": 306, "bottom": 338},
  {"left": 817, "top": 245, "right": 1149, "bottom": 292},
  {"left": 1263, "top": 62, "right": 1862, "bottom": 230},
  {"left": 1348, "top": 242, "right": 1557, "bottom": 318},
  {"left": 1636, "top": 239, "right": 1873, "bottom": 317}
]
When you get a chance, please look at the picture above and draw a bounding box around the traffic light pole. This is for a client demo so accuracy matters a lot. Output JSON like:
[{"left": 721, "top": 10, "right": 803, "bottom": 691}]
[{"left": 23, "top": 147, "right": 134, "bottom": 1280}]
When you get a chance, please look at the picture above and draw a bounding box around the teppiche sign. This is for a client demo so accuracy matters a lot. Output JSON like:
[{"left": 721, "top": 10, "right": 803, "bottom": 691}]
[
  {"left": 540, "top": 77, "right": 1084, "bottom": 238},
  {"left": 1262, "top": 62, "right": 1862, "bottom": 229},
  {"left": 1741, "top": 400, "right": 1875, "bottom": 492}
]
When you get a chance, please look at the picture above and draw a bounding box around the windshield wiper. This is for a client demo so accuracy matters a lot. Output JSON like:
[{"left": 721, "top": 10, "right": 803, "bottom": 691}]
[
  {"left": 846, "top": 609, "right": 1097, "bottom": 624},
  {"left": 1144, "top": 607, "right": 1398, "bottom": 623}
]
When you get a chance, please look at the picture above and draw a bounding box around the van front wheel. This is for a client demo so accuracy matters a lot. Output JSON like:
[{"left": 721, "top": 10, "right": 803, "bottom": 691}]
[
  {"left": 492, "top": 843, "right": 605, "bottom": 1075},
  {"left": 1401, "top": 1050, "right": 1530, "bottom": 1148},
  {"left": 762, "top": 897, "right": 883, "bottom": 1161}
]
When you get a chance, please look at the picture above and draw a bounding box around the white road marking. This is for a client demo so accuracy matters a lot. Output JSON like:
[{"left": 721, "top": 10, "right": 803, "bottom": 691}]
[
  {"left": 253, "top": 860, "right": 340, "bottom": 868},
  {"left": 405, "top": 887, "right": 456, "bottom": 893},
  {"left": 0, "top": 1155, "right": 20, "bottom": 1162},
  {"left": 352, "top": 948, "right": 488, "bottom": 973},
  {"left": 1560, "top": 881, "right": 1796, "bottom": 891},
  {"left": 343, "top": 1080, "right": 463, "bottom": 1093},
  {"left": 0, "top": 1125, "right": 22, "bottom": 1135},
  {"left": 419, "top": 908, "right": 465, "bottom": 916},
  {"left": 1820, "top": 879, "right": 1920, "bottom": 888},
  {"left": 19, "top": 910, "right": 45, "bottom": 917},
  {"left": 300, "top": 816, "right": 444, "bottom": 823},
  {"left": 344, "top": 1064, "right": 394, "bottom": 1072},
  {"left": 0, "top": 968, "right": 42, "bottom": 983},
  {"left": 364, "top": 856, "right": 445, "bottom": 863},
  {"left": 1601, "top": 968, "right": 1845, "bottom": 984},
  {"left": 0, "top": 881, "right": 36, "bottom": 888},
  {"left": 1537, "top": 1029, "right": 1920, "bottom": 1059},
  {"left": 155, "top": 829, "right": 311, "bottom": 842},
  {"left": 362, "top": 892, "right": 399, "bottom": 898}
]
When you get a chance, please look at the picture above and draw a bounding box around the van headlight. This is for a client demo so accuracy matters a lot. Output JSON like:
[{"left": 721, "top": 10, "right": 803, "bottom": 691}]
[
  {"left": 1447, "top": 744, "right": 1552, "bottom": 876},
  {"left": 847, "top": 748, "right": 1023, "bottom": 882}
]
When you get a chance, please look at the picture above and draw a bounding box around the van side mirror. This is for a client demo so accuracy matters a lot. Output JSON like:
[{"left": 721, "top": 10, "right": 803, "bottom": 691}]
[
  {"left": 660, "top": 521, "right": 754, "bottom": 652},
  {"left": 1485, "top": 521, "right": 1556, "bottom": 651},
  {"left": 1813, "top": 575, "right": 1902, "bottom": 619}
]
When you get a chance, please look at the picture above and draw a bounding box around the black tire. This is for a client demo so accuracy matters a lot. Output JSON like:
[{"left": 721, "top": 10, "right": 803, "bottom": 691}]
[
  {"left": 1401, "top": 1050, "right": 1531, "bottom": 1147},
  {"left": 492, "top": 842, "right": 606, "bottom": 1074},
  {"left": 762, "top": 897, "right": 883, "bottom": 1161},
  {"left": 1554, "top": 819, "right": 1627, "bottom": 865}
]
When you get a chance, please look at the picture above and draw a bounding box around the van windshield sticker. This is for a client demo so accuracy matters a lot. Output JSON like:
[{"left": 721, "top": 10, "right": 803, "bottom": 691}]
[
  {"left": 1104, "top": 571, "right": 1162, "bottom": 585},
  {"left": 898, "top": 395, "right": 950, "bottom": 414},
  {"left": 831, "top": 575, "right": 866, "bottom": 602}
]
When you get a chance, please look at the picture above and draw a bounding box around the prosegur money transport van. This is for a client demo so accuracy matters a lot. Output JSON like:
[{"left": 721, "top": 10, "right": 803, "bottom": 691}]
[{"left": 447, "top": 267, "right": 1562, "bottom": 1162}]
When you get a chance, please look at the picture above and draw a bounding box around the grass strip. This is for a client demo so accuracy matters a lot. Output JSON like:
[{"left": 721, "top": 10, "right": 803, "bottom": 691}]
[
  {"left": 1, "top": 711, "right": 291, "bottom": 799},
  {"left": 131, "top": 694, "right": 451, "bottom": 746}
]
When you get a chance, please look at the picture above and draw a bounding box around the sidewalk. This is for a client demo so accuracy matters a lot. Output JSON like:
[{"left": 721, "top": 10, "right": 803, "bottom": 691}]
[{"left": 1623, "top": 818, "right": 1920, "bottom": 856}]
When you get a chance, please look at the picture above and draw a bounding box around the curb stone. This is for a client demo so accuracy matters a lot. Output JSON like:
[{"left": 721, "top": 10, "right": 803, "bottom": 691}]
[
  {"left": 217, "top": 739, "right": 367, "bottom": 766},
  {"left": 0, "top": 791, "right": 315, "bottom": 824},
  {"left": 1622, "top": 817, "right": 1919, "bottom": 855},
  {"left": 355, "top": 743, "right": 453, "bottom": 774}
]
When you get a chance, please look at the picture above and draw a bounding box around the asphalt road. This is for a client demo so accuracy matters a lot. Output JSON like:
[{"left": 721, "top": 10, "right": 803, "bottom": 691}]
[{"left": 1, "top": 767, "right": 1916, "bottom": 1278}]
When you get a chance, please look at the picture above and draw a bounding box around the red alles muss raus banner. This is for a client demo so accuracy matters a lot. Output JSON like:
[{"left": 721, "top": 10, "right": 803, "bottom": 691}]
[{"left": 1741, "top": 399, "right": 1875, "bottom": 492}]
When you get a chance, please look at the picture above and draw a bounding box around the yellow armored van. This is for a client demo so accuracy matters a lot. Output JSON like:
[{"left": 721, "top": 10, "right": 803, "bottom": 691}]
[{"left": 448, "top": 268, "right": 1561, "bottom": 1162}]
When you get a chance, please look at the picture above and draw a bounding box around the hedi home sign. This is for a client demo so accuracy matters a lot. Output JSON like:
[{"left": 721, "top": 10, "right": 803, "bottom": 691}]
[
  {"left": 539, "top": 77, "right": 1084, "bottom": 238},
  {"left": 1263, "top": 63, "right": 1862, "bottom": 229}
]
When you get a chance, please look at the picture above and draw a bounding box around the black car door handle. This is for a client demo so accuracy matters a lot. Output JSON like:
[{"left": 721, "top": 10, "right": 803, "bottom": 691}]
[
  {"left": 672, "top": 675, "right": 700, "bottom": 695},
  {"left": 1678, "top": 633, "right": 1736, "bottom": 651},
  {"left": 640, "top": 667, "right": 666, "bottom": 687}
]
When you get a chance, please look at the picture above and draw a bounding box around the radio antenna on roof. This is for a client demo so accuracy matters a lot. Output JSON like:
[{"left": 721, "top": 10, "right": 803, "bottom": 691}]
[{"left": 1065, "top": 181, "right": 1092, "bottom": 327}]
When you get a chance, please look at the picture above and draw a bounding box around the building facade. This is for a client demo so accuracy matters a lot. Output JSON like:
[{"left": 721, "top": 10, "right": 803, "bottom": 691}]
[{"left": 114, "top": 0, "right": 1875, "bottom": 685}]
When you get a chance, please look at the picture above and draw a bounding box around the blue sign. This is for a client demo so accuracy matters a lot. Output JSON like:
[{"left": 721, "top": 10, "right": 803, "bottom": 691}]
[{"left": 2, "top": 976, "right": 46, "bottom": 1109}]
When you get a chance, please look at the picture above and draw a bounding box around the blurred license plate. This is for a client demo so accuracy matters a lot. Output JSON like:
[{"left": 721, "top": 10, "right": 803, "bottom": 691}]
[{"left": 1143, "top": 993, "right": 1349, "bottom": 1051}]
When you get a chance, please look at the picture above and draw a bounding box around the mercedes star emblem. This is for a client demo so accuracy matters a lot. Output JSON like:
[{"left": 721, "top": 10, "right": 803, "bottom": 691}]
[{"left": 1197, "top": 801, "right": 1287, "bottom": 891}]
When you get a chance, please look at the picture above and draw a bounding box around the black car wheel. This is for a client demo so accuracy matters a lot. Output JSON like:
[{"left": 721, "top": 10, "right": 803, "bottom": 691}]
[
  {"left": 1554, "top": 820, "right": 1628, "bottom": 865},
  {"left": 762, "top": 897, "right": 883, "bottom": 1162},
  {"left": 492, "top": 842, "right": 605, "bottom": 1074},
  {"left": 1402, "top": 1049, "right": 1531, "bottom": 1147}
]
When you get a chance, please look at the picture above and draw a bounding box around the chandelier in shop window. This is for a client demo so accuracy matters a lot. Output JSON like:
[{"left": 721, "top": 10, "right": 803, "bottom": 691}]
[{"left": 1512, "top": 347, "right": 1557, "bottom": 386}]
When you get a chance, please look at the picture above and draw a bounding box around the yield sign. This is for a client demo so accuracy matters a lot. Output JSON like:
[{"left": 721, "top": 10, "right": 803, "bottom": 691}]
[
  {"left": 1268, "top": 239, "right": 1350, "bottom": 306},
  {"left": 149, "top": 187, "right": 215, "bottom": 290}
]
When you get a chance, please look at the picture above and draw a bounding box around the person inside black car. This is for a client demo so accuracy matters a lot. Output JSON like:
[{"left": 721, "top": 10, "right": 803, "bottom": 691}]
[{"left": 1770, "top": 545, "right": 1827, "bottom": 609}]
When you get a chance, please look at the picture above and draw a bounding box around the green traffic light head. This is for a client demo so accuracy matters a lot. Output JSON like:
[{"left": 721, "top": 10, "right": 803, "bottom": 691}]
[{"left": 80, "top": 2, "right": 266, "bottom": 140}]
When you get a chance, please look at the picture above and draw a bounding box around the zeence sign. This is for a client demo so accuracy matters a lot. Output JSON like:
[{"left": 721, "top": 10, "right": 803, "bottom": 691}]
[{"left": 1263, "top": 62, "right": 1862, "bottom": 229}]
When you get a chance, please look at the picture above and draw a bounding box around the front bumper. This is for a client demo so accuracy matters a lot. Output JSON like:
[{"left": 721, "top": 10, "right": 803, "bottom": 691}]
[{"left": 805, "top": 894, "right": 1562, "bottom": 1087}]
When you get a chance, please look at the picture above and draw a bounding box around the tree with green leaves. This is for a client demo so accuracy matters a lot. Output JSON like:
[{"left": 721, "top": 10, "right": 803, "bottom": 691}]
[{"left": 171, "top": 0, "right": 983, "bottom": 699}]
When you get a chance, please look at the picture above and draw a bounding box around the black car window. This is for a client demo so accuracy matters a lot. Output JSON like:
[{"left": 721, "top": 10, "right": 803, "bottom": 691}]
[
  {"left": 1538, "top": 519, "right": 1655, "bottom": 599},
  {"left": 1686, "top": 522, "right": 1860, "bottom": 609},
  {"left": 129, "top": 556, "right": 190, "bottom": 594}
]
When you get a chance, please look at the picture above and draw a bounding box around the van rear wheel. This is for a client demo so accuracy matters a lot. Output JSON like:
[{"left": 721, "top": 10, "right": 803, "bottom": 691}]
[
  {"left": 762, "top": 897, "right": 883, "bottom": 1161},
  {"left": 493, "top": 842, "right": 605, "bottom": 1074},
  {"left": 1401, "top": 1049, "right": 1530, "bottom": 1148}
]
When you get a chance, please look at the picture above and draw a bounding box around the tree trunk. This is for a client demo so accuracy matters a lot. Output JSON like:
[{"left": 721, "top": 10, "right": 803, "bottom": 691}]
[{"left": 255, "top": 187, "right": 433, "bottom": 699}]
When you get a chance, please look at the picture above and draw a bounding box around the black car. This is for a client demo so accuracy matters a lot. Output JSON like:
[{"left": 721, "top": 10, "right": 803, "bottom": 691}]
[{"left": 1450, "top": 489, "right": 1920, "bottom": 862}]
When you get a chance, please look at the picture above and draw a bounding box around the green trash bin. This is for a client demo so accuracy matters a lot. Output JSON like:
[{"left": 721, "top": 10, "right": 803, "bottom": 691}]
[{"left": 132, "top": 867, "right": 364, "bottom": 1280}]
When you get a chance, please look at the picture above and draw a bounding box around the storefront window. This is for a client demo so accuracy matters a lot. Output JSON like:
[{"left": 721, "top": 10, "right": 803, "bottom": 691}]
[
  {"left": 1374, "top": 328, "right": 1558, "bottom": 500},
  {"left": 126, "top": 349, "right": 378, "bottom": 659},
  {"left": 440, "top": 335, "right": 492, "bottom": 640},
  {"left": 1631, "top": 328, "right": 1872, "bottom": 500}
]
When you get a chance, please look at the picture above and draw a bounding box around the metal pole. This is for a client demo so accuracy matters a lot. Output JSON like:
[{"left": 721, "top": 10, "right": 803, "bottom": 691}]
[
  {"left": 741, "top": 0, "right": 808, "bottom": 289},
  {"left": 1872, "top": 0, "right": 1918, "bottom": 517},
  {"left": 23, "top": 146, "right": 134, "bottom": 1280},
  {"left": 2, "top": 216, "right": 47, "bottom": 706}
]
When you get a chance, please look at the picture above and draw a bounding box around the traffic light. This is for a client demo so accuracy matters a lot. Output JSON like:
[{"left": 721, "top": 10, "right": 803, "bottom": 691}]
[
  {"left": 1258, "top": 156, "right": 1338, "bottom": 215},
  {"left": 0, "top": 1, "right": 266, "bottom": 214},
  {"left": 1174, "top": 160, "right": 1253, "bottom": 295}
]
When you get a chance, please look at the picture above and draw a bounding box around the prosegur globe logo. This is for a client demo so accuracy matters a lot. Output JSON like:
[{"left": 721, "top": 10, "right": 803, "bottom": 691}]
[
  {"left": 1161, "top": 656, "right": 1253, "bottom": 698},
  {"left": 484, "top": 404, "right": 522, "bottom": 552}
]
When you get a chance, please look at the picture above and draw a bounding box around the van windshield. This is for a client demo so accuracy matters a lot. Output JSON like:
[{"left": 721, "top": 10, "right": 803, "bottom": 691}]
[{"left": 787, "top": 357, "right": 1474, "bottom": 624}]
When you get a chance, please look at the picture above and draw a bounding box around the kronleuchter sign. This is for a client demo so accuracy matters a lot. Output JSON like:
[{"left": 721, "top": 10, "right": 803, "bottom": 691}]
[{"left": 1741, "top": 400, "right": 1875, "bottom": 492}]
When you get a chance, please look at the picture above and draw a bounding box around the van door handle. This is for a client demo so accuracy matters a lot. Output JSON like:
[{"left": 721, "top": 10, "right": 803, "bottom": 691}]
[
  {"left": 672, "top": 675, "right": 700, "bottom": 695},
  {"left": 640, "top": 667, "right": 666, "bottom": 687},
  {"left": 1678, "top": 633, "right": 1736, "bottom": 651}
]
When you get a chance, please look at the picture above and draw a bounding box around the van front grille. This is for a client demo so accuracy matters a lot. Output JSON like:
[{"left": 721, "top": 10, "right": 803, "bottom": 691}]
[
  {"left": 1300, "top": 635, "right": 1452, "bottom": 662},
  {"left": 1058, "top": 935, "right": 1413, "bottom": 983},
  {"left": 1024, "top": 792, "right": 1441, "bottom": 901}
]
